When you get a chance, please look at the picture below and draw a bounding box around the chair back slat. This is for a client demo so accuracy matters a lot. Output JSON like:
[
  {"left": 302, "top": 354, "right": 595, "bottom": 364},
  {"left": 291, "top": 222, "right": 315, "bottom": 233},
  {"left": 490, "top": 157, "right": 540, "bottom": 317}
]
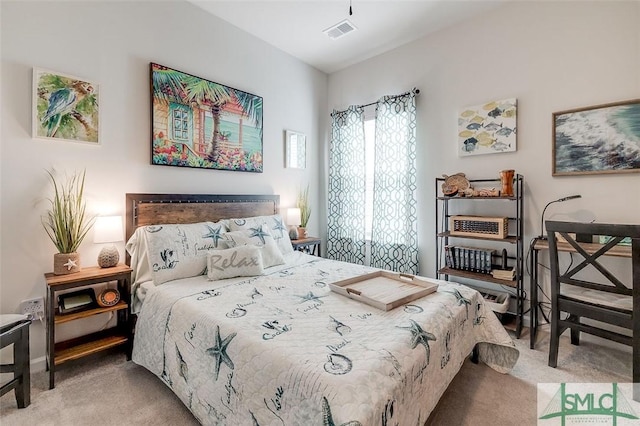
[{"left": 560, "top": 277, "right": 632, "bottom": 296}]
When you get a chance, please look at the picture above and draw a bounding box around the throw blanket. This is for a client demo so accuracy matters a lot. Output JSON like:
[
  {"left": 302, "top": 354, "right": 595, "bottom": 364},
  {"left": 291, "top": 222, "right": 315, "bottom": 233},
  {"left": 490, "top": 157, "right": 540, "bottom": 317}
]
[{"left": 133, "top": 253, "right": 518, "bottom": 425}]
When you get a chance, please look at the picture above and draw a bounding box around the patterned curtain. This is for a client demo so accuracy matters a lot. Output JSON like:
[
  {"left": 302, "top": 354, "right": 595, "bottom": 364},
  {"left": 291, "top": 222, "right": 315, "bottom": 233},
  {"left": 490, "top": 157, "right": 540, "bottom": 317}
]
[
  {"left": 370, "top": 91, "right": 419, "bottom": 274},
  {"left": 327, "top": 106, "right": 366, "bottom": 264}
]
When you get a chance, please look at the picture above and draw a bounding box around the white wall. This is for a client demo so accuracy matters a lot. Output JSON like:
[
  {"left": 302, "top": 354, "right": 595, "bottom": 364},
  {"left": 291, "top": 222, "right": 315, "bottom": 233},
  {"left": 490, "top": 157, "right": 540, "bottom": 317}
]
[
  {"left": 1, "top": 0, "right": 327, "bottom": 364},
  {"left": 327, "top": 1, "right": 640, "bottom": 291}
]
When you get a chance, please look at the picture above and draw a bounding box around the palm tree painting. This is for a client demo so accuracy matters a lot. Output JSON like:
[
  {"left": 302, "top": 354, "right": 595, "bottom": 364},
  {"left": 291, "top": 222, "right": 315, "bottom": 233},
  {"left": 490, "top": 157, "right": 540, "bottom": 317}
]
[
  {"left": 150, "top": 63, "right": 263, "bottom": 172},
  {"left": 33, "top": 68, "right": 100, "bottom": 144}
]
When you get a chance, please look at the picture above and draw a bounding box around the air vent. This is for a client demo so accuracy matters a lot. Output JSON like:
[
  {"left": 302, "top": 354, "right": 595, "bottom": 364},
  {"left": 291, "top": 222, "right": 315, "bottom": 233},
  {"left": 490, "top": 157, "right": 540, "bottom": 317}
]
[{"left": 323, "top": 19, "right": 357, "bottom": 40}]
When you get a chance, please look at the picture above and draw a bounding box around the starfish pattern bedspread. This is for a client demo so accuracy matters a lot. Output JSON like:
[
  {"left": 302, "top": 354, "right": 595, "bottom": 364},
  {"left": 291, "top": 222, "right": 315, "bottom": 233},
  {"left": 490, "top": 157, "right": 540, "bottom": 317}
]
[{"left": 132, "top": 253, "right": 519, "bottom": 425}]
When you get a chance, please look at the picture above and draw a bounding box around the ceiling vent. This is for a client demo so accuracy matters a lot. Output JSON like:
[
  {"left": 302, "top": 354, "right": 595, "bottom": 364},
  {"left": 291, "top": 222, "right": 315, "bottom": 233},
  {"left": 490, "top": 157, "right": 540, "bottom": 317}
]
[{"left": 323, "top": 19, "right": 357, "bottom": 40}]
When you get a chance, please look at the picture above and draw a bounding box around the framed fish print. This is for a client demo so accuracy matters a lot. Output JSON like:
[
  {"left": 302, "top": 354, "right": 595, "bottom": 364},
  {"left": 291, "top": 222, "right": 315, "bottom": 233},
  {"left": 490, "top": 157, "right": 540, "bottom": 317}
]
[
  {"left": 458, "top": 98, "right": 517, "bottom": 156},
  {"left": 150, "top": 63, "right": 264, "bottom": 172},
  {"left": 552, "top": 99, "right": 640, "bottom": 176},
  {"left": 32, "top": 68, "right": 100, "bottom": 144}
]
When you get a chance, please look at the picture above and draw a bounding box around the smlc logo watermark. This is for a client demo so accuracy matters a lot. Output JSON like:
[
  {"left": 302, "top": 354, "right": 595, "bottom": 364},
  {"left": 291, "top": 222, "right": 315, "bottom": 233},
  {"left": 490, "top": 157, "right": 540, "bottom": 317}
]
[{"left": 538, "top": 383, "right": 640, "bottom": 425}]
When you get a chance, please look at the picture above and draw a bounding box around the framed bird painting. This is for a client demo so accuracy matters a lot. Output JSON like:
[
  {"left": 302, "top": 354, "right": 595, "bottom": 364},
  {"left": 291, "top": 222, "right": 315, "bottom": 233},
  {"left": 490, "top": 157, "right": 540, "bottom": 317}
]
[{"left": 32, "top": 68, "right": 100, "bottom": 144}]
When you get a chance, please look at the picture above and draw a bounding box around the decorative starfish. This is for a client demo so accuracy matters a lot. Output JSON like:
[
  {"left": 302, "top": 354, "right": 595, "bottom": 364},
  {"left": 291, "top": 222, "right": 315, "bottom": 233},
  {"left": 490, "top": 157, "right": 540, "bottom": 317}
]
[
  {"left": 249, "top": 226, "right": 269, "bottom": 245},
  {"left": 396, "top": 319, "right": 437, "bottom": 363},
  {"left": 63, "top": 258, "right": 77, "bottom": 270},
  {"left": 206, "top": 325, "right": 237, "bottom": 381},
  {"left": 447, "top": 288, "right": 471, "bottom": 318},
  {"left": 202, "top": 225, "right": 225, "bottom": 247},
  {"left": 296, "top": 291, "right": 325, "bottom": 304},
  {"left": 322, "top": 396, "right": 361, "bottom": 426},
  {"left": 271, "top": 217, "right": 287, "bottom": 237}
]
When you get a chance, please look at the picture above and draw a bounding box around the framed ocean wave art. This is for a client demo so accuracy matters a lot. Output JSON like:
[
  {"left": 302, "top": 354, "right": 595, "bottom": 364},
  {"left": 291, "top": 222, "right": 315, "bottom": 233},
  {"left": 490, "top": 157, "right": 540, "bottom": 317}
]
[
  {"left": 552, "top": 99, "right": 640, "bottom": 176},
  {"left": 458, "top": 98, "right": 517, "bottom": 156},
  {"left": 150, "top": 63, "right": 263, "bottom": 172}
]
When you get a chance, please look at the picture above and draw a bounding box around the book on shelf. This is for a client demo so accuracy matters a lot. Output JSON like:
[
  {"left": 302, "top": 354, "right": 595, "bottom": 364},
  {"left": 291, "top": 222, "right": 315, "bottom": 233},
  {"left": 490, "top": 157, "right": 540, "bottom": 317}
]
[
  {"left": 445, "top": 245, "right": 495, "bottom": 274},
  {"left": 491, "top": 267, "right": 515, "bottom": 280}
]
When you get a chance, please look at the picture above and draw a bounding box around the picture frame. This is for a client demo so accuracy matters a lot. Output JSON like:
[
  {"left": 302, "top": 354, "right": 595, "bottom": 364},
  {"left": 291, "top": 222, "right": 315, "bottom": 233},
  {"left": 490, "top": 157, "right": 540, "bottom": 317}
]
[
  {"left": 32, "top": 68, "right": 100, "bottom": 145},
  {"left": 150, "top": 63, "right": 263, "bottom": 172},
  {"left": 552, "top": 99, "right": 640, "bottom": 176},
  {"left": 458, "top": 98, "right": 517, "bottom": 156},
  {"left": 285, "top": 130, "right": 306, "bottom": 169}
]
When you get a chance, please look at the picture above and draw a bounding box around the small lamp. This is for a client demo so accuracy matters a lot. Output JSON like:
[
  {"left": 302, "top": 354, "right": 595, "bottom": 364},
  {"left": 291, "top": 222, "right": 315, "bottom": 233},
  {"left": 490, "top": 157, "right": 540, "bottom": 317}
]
[
  {"left": 539, "top": 195, "right": 582, "bottom": 240},
  {"left": 287, "top": 208, "right": 301, "bottom": 240},
  {"left": 94, "top": 215, "right": 123, "bottom": 268}
]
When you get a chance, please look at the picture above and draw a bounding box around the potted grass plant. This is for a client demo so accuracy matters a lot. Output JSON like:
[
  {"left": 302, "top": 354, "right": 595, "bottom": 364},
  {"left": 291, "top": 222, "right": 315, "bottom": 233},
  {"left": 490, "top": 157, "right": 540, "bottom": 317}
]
[
  {"left": 296, "top": 185, "right": 311, "bottom": 239},
  {"left": 42, "top": 169, "right": 95, "bottom": 275}
]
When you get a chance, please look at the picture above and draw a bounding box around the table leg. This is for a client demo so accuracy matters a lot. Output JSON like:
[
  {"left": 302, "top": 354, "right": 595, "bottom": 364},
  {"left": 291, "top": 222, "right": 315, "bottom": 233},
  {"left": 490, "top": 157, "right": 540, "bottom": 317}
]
[
  {"left": 530, "top": 246, "right": 539, "bottom": 349},
  {"left": 47, "top": 286, "right": 55, "bottom": 389}
]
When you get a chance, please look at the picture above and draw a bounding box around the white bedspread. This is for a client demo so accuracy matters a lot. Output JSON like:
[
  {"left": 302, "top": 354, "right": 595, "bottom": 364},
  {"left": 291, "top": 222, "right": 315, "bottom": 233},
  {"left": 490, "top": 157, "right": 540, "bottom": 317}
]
[{"left": 132, "top": 253, "right": 518, "bottom": 425}]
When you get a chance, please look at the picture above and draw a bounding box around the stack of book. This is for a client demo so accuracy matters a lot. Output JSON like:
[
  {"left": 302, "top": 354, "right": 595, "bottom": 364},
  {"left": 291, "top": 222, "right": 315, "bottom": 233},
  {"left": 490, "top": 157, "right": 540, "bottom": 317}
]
[
  {"left": 491, "top": 268, "right": 516, "bottom": 280},
  {"left": 444, "top": 245, "right": 495, "bottom": 274}
]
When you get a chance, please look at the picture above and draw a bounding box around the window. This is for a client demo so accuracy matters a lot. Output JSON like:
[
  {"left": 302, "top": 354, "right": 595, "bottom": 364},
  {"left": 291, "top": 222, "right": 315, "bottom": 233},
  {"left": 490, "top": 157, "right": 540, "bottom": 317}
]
[
  {"left": 364, "top": 117, "right": 375, "bottom": 240},
  {"left": 171, "top": 106, "right": 190, "bottom": 142}
]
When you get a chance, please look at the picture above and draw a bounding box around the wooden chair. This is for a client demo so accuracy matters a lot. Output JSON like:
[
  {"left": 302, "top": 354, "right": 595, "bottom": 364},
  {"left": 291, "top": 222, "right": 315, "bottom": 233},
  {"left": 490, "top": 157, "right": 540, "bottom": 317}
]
[
  {"left": 0, "top": 315, "right": 31, "bottom": 408},
  {"left": 545, "top": 221, "right": 639, "bottom": 401}
]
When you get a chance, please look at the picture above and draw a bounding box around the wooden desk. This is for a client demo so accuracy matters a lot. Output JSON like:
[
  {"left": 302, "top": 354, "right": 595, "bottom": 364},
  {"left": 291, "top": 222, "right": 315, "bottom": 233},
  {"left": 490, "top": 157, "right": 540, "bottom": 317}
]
[{"left": 529, "top": 238, "right": 632, "bottom": 349}]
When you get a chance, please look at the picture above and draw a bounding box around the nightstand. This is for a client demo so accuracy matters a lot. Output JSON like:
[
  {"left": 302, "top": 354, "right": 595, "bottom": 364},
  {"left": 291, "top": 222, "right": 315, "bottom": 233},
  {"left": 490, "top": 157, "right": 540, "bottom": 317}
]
[
  {"left": 291, "top": 237, "right": 321, "bottom": 256},
  {"left": 44, "top": 264, "right": 132, "bottom": 389}
]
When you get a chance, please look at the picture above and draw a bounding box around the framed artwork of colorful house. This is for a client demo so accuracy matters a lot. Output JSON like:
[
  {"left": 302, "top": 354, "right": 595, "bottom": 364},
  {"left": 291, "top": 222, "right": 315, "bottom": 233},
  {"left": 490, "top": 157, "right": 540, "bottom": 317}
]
[
  {"left": 150, "top": 63, "right": 264, "bottom": 172},
  {"left": 33, "top": 68, "right": 100, "bottom": 144}
]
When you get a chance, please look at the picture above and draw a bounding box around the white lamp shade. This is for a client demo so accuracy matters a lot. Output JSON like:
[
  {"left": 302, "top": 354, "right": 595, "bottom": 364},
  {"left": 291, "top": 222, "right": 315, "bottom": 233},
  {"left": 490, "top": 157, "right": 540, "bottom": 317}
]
[
  {"left": 93, "top": 216, "right": 124, "bottom": 243},
  {"left": 287, "top": 208, "right": 301, "bottom": 226}
]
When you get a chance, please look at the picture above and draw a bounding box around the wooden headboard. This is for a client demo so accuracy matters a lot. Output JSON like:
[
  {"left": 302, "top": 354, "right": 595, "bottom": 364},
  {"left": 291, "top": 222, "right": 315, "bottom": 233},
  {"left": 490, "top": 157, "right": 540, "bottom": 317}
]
[{"left": 125, "top": 193, "right": 280, "bottom": 248}]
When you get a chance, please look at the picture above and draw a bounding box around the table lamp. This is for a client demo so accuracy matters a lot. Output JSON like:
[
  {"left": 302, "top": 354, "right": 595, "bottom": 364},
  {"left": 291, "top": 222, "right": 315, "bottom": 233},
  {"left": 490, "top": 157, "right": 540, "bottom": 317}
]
[
  {"left": 94, "top": 215, "right": 123, "bottom": 268},
  {"left": 287, "top": 208, "right": 301, "bottom": 240}
]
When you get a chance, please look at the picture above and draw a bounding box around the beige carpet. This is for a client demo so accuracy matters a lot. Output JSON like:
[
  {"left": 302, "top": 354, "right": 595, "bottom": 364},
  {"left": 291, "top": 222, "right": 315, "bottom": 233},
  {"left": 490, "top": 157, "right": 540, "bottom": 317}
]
[{"left": 1, "top": 328, "right": 634, "bottom": 426}]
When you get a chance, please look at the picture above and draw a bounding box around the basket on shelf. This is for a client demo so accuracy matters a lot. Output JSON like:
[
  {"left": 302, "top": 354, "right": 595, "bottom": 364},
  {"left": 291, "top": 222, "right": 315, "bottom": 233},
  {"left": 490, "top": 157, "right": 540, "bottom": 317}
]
[{"left": 450, "top": 215, "right": 508, "bottom": 239}]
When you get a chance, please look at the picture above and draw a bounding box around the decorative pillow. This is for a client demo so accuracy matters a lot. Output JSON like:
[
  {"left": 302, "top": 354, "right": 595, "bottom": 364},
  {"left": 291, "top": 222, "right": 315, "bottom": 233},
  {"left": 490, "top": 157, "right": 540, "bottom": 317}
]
[
  {"left": 207, "top": 245, "right": 264, "bottom": 281},
  {"left": 229, "top": 214, "right": 294, "bottom": 255},
  {"left": 144, "top": 221, "right": 229, "bottom": 285},
  {"left": 223, "top": 225, "right": 285, "bottom": 267},
  {"left": 125, "top": 226, "right": 153, "bottom": 286}
]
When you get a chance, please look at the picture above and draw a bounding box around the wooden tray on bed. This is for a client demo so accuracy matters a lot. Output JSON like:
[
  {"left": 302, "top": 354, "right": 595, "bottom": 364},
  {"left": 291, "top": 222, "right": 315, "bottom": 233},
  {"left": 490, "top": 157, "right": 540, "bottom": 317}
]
[{"left": 329, "top": 271, "right": 439, "bottom": 311}]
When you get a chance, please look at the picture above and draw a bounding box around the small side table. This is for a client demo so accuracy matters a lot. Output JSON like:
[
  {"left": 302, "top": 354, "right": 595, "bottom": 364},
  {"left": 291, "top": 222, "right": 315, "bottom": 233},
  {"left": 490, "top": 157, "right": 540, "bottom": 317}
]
[
  {"left": 291, "top": 237, "right": 321, "bottom": 256},
  {"left": 45, "top": 264, "right": 132, "bottom": 389}
]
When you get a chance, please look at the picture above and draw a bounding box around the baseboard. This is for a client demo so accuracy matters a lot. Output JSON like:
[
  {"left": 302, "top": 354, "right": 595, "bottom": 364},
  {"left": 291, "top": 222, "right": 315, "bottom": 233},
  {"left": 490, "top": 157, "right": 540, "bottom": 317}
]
[{"left": 31, "top": 355, "right": 47, "bottom": 373}]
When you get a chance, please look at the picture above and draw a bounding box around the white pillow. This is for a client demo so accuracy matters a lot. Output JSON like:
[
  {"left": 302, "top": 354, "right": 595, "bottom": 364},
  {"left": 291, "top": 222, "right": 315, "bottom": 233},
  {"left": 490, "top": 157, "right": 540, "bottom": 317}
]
[
  {"left": 144, "top": 221, "right": 229, "bottom": 285},
  {"left": 223, "top": 225, "right": 285, "bottom": 268},
  {"left": 229, "top": 214, "right": 294, "bottom": 255},
  {"left": 125, "top": 226, "right": 153, "bottom": 287},
  {"left": 207, "top": 245, "right": 264, "bottom": 281}
]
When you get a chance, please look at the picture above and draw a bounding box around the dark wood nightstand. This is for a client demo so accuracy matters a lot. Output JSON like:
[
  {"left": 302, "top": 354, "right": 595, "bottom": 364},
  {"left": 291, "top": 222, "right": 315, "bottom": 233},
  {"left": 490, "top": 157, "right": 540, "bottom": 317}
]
[
  {"left": 291, "top": 237, "right": 321, "bottom": 256},
  {"left": 44, "top": 264, "right": 132, "bottom": 389}
]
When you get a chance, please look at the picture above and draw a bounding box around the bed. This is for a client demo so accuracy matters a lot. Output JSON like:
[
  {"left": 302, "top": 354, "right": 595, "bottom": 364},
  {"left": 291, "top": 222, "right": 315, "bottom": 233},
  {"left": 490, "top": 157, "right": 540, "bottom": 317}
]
[{"left": 125, "top": 193, "right": 519, "bottom": 425}]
